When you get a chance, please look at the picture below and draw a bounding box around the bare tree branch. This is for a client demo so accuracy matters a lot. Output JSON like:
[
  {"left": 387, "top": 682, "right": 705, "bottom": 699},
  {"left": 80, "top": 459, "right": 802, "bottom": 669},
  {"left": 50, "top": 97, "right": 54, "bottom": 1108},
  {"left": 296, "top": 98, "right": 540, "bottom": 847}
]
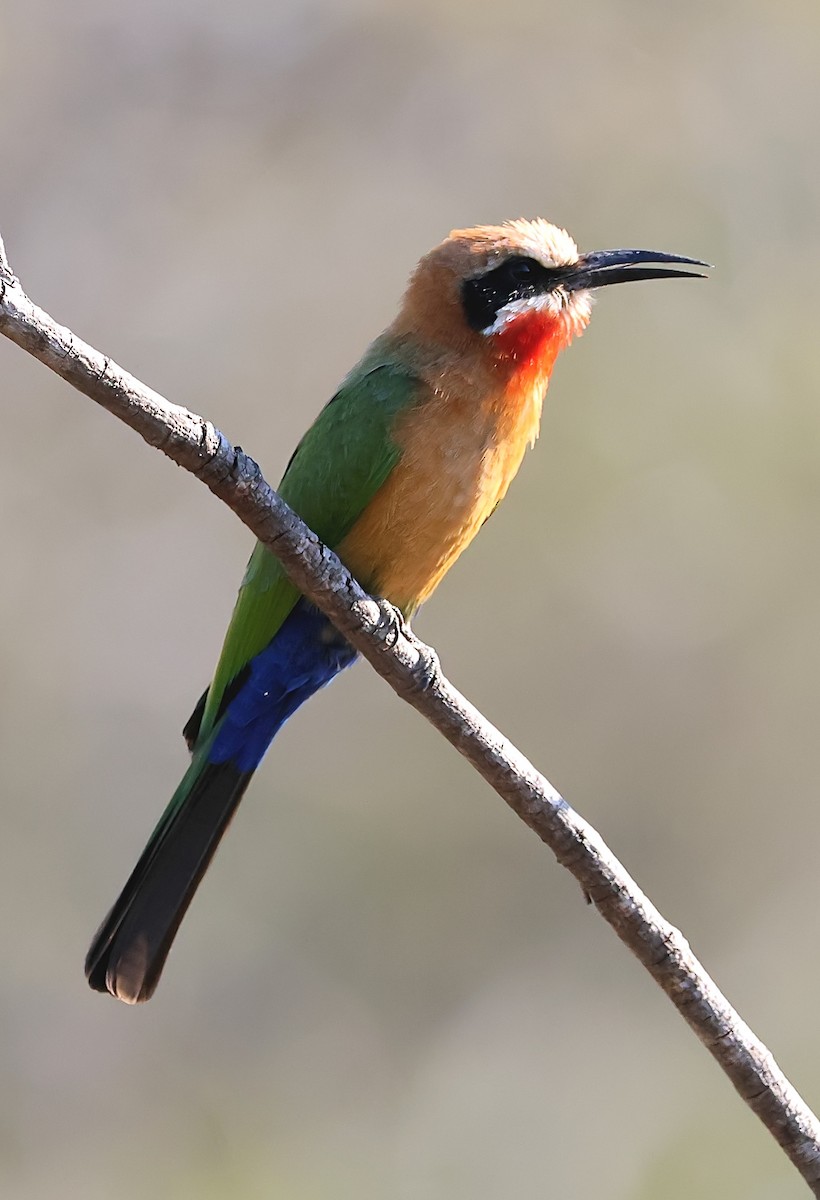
[{"left": 2, "top": 238, "right": 819, "bottom": 1193}]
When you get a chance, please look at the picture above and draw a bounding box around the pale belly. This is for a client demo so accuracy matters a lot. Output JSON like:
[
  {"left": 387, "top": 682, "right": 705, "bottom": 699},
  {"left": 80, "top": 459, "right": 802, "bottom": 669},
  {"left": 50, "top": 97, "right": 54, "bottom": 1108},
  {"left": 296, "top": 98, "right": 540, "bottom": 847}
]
[{"left": 337, "top": 386, "right": 542, "bottom": 613}]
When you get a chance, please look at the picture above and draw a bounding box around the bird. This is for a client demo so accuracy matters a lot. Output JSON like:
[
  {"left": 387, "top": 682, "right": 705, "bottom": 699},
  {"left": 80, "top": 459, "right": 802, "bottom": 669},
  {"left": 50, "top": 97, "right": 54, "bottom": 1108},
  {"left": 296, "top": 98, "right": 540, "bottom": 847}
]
[{"left": 85, "top": 218, "right": 707, "bottom": 1003}]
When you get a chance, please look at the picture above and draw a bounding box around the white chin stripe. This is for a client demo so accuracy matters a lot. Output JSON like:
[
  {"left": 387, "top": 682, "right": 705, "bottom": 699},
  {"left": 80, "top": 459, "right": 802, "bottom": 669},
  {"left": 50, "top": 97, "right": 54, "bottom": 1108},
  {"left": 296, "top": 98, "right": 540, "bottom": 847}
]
[
  {"left": 483, "top": 292, "right": 562, "bottom": 337},
  {"left": 482, "top": 289, "right": 593, "bottom": 339}
]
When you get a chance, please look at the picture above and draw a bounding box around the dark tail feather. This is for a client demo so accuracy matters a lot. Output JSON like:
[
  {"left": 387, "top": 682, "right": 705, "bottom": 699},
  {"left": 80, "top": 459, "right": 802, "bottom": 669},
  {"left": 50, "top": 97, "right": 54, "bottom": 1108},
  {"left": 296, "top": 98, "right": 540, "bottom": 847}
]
[
  {"left": 182, "top": 663, "right": 250, "bottom": 752},
  {"left": 182, "top": 687, "right": 208, "bottom": 751},
  {"left": 85, "top": 755, "right": 253, "bottom": 1004},
  {"left": 89, "top": 601, "right": 358, "bottom": 1003}
]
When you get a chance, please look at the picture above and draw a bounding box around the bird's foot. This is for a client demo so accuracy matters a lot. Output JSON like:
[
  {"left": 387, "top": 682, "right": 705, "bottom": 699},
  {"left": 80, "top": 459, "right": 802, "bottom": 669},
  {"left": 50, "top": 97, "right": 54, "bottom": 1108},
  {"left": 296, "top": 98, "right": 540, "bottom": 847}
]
[{"left": 370, "top": 599, "right": 441, "bottom": 692}]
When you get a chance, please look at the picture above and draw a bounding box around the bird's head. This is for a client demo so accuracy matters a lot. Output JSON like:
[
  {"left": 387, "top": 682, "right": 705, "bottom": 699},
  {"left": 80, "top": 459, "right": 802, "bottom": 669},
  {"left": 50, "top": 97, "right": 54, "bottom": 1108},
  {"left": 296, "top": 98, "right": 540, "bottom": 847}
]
[{"left": 394, "top": 218, "right": 707, "bottom": 385}]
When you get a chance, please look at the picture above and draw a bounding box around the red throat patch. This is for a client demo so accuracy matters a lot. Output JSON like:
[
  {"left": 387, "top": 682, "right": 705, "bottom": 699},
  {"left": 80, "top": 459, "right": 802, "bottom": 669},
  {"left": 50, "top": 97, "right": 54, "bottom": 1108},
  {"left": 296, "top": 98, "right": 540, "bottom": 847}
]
[{"left": 491, "top": 309, "right": 571, "bottom": 382}]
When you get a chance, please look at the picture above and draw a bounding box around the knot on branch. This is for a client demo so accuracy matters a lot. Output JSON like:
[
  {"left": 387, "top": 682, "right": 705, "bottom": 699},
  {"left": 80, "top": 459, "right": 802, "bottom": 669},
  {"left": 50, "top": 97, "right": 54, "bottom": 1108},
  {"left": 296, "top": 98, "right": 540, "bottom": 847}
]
[
  {"left": 193, "top": 425, "right": 236, "bottom": 483},
  {"left": 230, "top": 445, "right": 262, "bottom": 491},
  {"left": 0, "top": 234, "right": 17, "bottom": 289},
  {"left": 199, "top": 434, "right": 264, "bottom": 495},
  {"left": 198, "top": 420, "right": 227, "bottom": 465}
]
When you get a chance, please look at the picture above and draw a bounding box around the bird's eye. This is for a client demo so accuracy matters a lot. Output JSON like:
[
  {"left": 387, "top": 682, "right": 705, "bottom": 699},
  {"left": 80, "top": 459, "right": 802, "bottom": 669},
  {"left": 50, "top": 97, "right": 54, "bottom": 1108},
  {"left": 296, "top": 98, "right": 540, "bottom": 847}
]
[{"left": 507, "top": 257, "right": 539, "bottom": 283}]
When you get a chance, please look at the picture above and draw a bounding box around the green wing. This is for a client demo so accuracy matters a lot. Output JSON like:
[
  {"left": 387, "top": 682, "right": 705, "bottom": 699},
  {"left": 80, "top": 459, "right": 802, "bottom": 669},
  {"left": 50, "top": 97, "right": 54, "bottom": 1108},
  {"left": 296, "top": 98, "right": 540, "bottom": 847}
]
[{"left": 197, "top": 355, "right": 419, "bottom": 741}]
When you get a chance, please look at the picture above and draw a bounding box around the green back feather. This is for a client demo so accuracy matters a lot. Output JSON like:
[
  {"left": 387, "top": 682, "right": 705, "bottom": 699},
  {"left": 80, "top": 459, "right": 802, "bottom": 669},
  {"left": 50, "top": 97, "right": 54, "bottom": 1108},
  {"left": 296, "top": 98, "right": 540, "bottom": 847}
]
[{"left": 198, "top": 355, "right": 419, "bottom": 740}]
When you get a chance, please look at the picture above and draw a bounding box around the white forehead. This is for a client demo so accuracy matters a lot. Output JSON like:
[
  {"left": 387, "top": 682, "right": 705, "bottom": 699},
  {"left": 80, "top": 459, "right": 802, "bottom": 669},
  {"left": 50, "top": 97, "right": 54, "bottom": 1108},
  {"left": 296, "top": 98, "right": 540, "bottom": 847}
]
[{"left": 503, "top": 218, "right": 580, "bottom": 268}]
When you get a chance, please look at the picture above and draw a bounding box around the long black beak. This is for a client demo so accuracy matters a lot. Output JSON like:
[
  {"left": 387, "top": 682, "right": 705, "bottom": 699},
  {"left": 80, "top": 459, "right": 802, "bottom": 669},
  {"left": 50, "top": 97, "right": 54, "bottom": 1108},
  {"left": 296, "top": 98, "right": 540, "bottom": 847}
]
[{"left": 565, "top": 248, "right": 710, "bottom": 291}]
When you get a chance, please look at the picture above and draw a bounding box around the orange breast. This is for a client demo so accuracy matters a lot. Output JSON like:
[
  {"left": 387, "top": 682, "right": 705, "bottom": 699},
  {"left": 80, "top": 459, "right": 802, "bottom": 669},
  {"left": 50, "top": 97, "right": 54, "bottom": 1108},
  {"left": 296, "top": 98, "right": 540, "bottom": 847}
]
[{"left": 337, "top": 371, "right": 546, "bottom": 614}]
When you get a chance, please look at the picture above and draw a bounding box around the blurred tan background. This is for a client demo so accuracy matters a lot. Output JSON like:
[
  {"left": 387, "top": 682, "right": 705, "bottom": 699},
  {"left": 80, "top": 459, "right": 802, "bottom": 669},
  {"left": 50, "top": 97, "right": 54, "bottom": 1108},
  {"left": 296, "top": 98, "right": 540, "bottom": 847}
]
[{"left": 2, "top": 2, "right": 820, "bottom": 1197}]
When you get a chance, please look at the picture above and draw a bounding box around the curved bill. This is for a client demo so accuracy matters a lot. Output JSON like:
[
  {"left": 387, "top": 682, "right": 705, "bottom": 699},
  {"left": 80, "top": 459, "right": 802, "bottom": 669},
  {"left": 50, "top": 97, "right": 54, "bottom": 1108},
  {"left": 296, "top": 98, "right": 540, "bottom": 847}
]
[{"left": 565, "top": 248, "right": 711, "bottom": 291}]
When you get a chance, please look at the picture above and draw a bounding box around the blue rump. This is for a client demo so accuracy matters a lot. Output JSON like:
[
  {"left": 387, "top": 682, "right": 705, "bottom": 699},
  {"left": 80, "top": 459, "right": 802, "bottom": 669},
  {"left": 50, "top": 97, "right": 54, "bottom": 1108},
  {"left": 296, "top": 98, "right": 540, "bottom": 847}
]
[{"left": 208, "top": 599, "right": 358, "bottom": 773}]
